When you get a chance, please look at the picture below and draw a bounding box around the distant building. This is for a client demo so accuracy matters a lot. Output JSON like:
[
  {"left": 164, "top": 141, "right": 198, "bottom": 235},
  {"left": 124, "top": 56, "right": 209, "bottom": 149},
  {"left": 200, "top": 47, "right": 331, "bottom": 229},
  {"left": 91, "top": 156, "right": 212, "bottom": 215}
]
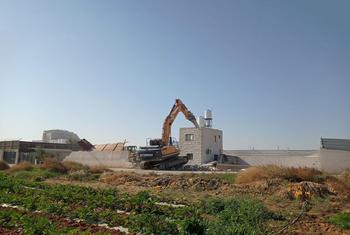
[
  {"left": 179, "top": 127, "right": 223, "bottom": 165},
  {"left": 42, "top": 129, "right": 80, "bottom": 144},
  {"left": 0, "top": 140, "right": 82, "bottom": 164}
]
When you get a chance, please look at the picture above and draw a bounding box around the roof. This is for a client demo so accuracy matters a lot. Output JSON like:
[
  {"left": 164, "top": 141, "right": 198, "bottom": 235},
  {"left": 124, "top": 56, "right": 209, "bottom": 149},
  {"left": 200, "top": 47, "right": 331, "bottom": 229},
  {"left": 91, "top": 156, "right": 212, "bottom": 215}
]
[
  {"left": 95, "top": 143, "right": 125, "bottom": 152},
  {"left": 321, "top": 138, "right": 350, "bottom": 151}
]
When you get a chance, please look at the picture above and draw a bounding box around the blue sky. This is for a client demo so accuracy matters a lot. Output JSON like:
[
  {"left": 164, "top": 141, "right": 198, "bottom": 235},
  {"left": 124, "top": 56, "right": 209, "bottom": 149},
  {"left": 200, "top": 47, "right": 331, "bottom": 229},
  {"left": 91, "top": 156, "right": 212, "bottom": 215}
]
[{"left": 1, "top": 0, "right": 349, "bottom": 149}]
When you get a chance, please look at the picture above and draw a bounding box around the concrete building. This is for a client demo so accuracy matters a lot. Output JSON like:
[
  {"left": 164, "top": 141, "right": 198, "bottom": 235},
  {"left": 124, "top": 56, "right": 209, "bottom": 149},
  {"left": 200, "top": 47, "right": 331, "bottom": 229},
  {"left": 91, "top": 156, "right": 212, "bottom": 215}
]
[
  {"left": 0, "top": 140, "right": 82, "bottom": 164},
  {"left": 179, "top": 127, "right": 223, "bottom": 165},
  {"left": 42, "top": 129, "right": 80, "bottom": 144}
]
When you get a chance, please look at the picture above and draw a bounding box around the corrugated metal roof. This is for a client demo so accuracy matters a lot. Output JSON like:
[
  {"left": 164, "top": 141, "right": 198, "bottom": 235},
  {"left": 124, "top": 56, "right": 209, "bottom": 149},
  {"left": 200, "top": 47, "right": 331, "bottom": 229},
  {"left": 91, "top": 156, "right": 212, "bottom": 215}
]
[{"left": 321, "top": 138, "right": 350, "bottom": 151}]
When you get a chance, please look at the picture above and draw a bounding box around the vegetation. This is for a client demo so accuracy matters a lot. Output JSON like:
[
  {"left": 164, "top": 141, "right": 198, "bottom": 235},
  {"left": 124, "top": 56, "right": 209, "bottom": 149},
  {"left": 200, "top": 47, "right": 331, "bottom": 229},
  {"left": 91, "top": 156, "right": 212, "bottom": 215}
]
[
  {"left": 62, "top": 161, "right": 88, "bottom": 172},
  {"left": 40, "top": 158, "right": 68, "bottom": 173},
  {"left": 0, "top": 161, "right": 9, "bottom": 170},
  {"left": 0, "top": 171, "right": 281, "bottom": 234},
  {"left": 202, "top": 198, "right": 282, "bottom": 235},
  {"left": 215, "top": 173, "right": 236, "bottom": 184},
  {"left": 339, "top": 169, "right": 350, "bottom": 187},
  {"left": 7, "top": 161, "right": 33, "bottom": 173},
  {"left": 329, "top": 212, "right": 350, "bottom": 230},
  {"left": 1, "top": 163, "right": 348, "bottom": 234},
  {"left": 236, "top": 165, "right": 324, "bottom": 184}
]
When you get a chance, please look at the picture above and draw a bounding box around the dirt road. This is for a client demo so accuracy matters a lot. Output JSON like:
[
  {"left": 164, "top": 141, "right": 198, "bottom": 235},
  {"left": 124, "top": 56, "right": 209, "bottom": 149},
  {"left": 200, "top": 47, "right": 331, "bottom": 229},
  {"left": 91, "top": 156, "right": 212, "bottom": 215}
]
[{"left": 109, "top": 167, "right": 237, "bottom": 175}]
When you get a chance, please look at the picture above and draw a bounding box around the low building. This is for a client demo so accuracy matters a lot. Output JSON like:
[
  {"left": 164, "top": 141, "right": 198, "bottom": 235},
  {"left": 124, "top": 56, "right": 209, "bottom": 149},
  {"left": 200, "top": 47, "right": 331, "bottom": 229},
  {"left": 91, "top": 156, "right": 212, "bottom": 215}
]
[
  {"left": 179, "top": 127, "right": 223, "bottom": 165},
  {"left": 0, "top": 140, "right": 82, "bottom": 164}
]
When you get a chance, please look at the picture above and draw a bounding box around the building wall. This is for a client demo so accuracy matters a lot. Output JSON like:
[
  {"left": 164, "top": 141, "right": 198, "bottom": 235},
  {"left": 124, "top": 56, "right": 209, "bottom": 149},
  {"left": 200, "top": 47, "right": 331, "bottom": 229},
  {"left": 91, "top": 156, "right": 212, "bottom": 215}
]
[
  {"left": 200, "top": 128, "right": 223, "bottom": 164},
  {"left": 63, "top": 151, "right": 132, "bottom": 168},
  {"left": 320, "top": 149, "right": 350, "bottom": 173},
  {"left": 223, "top": 150, "right": 320, "bottom": 169},
  {"left": 179, "top": 128, "right": 202, "bottom": 165},
  {"left": 179, "top": 128, "right": 223, "bottom": 165}
]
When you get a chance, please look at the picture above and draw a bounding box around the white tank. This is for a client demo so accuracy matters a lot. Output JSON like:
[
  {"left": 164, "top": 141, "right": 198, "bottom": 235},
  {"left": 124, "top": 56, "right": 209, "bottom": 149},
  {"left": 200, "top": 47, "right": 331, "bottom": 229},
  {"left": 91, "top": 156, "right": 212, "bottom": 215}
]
[
  {"left": 197, "top": 116, "right": 206, "bottom": 128},
  {"left": 204, "top": 109, "right": 212, "bottom": 120}
]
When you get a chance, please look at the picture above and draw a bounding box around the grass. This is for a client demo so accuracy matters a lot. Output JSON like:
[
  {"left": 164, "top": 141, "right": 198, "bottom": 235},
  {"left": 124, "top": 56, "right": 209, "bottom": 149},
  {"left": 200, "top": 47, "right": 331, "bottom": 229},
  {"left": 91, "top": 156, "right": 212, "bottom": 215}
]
[
  {"left": 215, "top": 173, "right": 236, "bottom": 184},
  {"left": 329, "top": 212, "right": 350, "bottom": 229},
  {"left": 7, "top": 167, "right": 62, "bottom": 181},
  {"left": 236, "top": 165, "right": 324, "bottom": 184},
  {"left": 0, "top": 161, "right": 9, "bottom": 170},
  {"left": 201, "top": 197, "right": 283, "bottom": 235}
]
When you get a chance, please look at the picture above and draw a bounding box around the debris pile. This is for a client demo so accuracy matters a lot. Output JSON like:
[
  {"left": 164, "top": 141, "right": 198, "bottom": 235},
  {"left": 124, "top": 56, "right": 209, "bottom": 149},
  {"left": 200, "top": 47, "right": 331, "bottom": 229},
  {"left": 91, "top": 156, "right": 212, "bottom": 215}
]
[
  {"left": 288, "top": 181, "right": 332, "bottom": 200},
  {"left": 99, "top": 173, "right": 225, "bottom": 191}
]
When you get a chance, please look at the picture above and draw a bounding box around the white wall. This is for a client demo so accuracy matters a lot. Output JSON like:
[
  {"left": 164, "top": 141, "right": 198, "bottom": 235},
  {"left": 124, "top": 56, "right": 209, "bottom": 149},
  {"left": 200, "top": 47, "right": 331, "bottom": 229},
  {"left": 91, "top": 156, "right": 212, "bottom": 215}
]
[
  {"left": 320, "top": 149, "right": 350, "bottom": 173},
  {"left": 223, "top": 150, "right": 320, "bottom": 169},
  {"left": 63, "top": 151, "right": 133, "bottom": 168},
  {"left": 201, "top": 128, "right": 223, "bottom": 164}
]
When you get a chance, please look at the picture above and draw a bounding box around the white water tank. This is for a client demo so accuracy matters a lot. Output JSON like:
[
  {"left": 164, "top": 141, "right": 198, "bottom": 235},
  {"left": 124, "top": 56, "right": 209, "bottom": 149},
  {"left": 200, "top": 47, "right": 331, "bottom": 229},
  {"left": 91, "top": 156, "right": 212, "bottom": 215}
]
[
  {"left": 204, "top": 109, "right": 212, "bottom": 120},
  {"left": 204, "top": 109, "right": 213, "bottom": 128},
  {"left": 197, "top": 116, "right": 206, "bottom": 128}
]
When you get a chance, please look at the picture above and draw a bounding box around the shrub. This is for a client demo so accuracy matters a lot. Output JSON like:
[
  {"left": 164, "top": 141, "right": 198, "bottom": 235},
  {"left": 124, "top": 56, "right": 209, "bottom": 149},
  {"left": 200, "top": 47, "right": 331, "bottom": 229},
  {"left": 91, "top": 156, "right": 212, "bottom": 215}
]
[
  {"left": 40, "top": 158, "right": 67, "bottom": 173},
  {"left": 7, "top": 161, "right": 33, "bottom": 173},
  {"left": 88, "top": 165, "right": 111, "bottom": 174},
  {"left": 339, "top": 169, "right": 350, "bottom": 187},
  {"left": 329, "top": 212, "right": 350, "bottom": 229},
  {"left": 62, "top": 161, "right": 87, "bottom": 172},
  {"left": 236, "top": 165, "right": 323, "bottom": 184},
  {"left": 0, "top": 161, "right": 10, "bottom": 170}
]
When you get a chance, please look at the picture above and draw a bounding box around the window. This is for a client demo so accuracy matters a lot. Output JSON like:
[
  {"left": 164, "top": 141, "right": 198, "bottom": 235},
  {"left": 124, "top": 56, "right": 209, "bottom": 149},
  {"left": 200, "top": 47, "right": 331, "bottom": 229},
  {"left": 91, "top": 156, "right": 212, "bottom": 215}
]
[
  {"left": 214, "top": 136, "right": 217, "bottom": 142},
  {"left": 206, "top": 148, "right": 212, "bottom": 155},
  {"left": 3, "top": 151, "right": 16, "bottom": 164},
  {"left": 186, "top": 153, "right": 193, "bottom": 160},
  {"left": 185, "top": 134, "right": 194, "bottom": 141},
  {"left": 218, "top": 135, "right": 221, "bottom": 140}
]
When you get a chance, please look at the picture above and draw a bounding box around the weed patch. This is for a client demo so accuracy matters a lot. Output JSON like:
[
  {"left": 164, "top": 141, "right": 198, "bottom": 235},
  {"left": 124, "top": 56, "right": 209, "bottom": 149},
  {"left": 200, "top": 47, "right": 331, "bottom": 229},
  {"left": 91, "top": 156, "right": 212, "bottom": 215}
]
[
  {"left": 7, "top": 161, "right": 33, "bottom": 173},
  {"left": 236, "top": 165, "right": 324, "bottom": 184},
  {"left": 40, "top": 158, "right": 67, "bottom": 173},
  {"left": 329, "top": 212, "right": 350, "bottom": 230}
]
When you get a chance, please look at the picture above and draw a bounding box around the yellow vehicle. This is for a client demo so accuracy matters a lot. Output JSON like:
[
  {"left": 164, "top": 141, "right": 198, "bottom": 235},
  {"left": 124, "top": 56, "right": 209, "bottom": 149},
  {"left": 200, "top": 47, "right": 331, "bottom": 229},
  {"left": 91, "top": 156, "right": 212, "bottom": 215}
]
[{"left": 134, "top": 99, "right": 199, "bottom": 169}]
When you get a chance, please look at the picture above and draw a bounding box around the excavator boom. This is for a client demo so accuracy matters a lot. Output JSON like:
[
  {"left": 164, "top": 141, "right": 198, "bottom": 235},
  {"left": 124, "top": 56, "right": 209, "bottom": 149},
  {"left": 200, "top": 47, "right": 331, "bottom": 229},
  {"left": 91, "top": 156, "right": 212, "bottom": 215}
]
[{"left": 161, "top": 99, "right": 199, "bottom": 146}]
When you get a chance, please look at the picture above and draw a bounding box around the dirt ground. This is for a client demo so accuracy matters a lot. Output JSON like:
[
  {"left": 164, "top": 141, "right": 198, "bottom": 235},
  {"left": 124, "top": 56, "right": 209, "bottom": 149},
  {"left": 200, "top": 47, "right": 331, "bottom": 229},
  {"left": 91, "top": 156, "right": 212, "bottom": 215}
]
[{"left": 45, "top": 171, "right": 350, "bottom": 234}]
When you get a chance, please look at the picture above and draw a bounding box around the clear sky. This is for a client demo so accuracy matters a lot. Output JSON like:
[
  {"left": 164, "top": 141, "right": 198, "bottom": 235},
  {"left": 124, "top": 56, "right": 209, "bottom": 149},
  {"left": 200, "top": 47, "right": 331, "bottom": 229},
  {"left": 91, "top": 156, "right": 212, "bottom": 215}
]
[{"left": 1, "top": 0, "right": 349, "bottom": 149}]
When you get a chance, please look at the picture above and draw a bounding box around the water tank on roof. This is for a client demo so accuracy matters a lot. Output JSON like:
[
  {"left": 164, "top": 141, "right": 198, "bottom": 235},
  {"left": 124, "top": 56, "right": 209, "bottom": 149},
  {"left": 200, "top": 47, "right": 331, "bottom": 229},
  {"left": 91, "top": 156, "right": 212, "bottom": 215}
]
[
  {"left": 197, "top": 116, "right": 206, "bottom": 128},
  {"left": 204, "top": 109, "right": 212, "bottom": 120},
  {"left": 204, "top": 109, "right": 213, "bottom": 128}
]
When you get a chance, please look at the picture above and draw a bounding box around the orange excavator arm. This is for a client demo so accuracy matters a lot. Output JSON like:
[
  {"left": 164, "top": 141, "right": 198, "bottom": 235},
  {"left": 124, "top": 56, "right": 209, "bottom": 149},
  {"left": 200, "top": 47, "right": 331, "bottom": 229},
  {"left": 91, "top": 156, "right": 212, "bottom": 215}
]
[{"left": 161, "top": 99, "right": 199, "bottom": 146}]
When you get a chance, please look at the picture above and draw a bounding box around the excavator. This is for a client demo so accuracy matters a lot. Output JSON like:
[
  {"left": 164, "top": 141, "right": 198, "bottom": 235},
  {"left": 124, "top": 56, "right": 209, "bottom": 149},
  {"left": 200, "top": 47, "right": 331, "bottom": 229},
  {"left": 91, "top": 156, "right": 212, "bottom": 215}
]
[{"left": 131, "top": 99, "right": 199, "bottom": 170}]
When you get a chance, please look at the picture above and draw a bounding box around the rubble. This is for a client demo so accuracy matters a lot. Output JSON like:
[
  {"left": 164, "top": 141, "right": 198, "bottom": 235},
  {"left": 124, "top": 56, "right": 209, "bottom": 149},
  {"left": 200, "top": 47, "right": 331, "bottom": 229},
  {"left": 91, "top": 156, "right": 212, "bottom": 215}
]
[{"left": 99, "top": 172, "right": 226, "bottom": 191}]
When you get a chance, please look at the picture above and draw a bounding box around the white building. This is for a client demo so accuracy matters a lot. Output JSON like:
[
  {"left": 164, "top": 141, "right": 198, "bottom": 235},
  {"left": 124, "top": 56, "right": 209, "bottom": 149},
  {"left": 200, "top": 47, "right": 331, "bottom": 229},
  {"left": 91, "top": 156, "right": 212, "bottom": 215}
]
[{"left": 179, "top": 127, "right": 223, "bottom": 165}]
